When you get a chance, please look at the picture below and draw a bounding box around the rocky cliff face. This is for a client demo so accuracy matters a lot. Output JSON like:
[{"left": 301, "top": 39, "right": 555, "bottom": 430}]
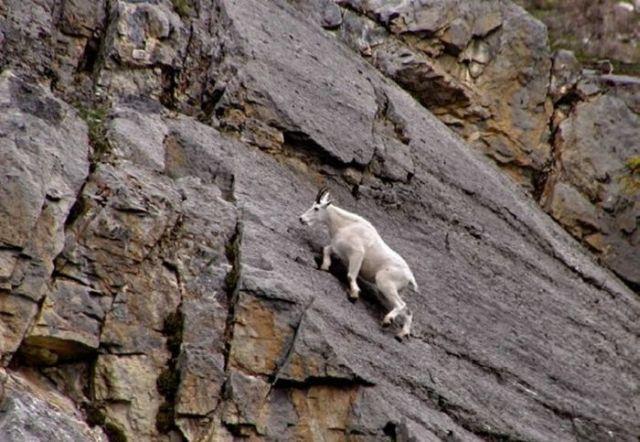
[
  {"left": 543, "top": 61, "right": 640, "bottom": 288},
  {"left": 515, "top": 0, "right": 640, "bottom": 73},
  {"left": 0, "top": 1, "right": 639, "bottom": 441},
  {"left": 326, "top": 0, "right": 554, "bottom": 190},
  {"left": 297, "top": 0, "right": 640, "bottom": 289}
]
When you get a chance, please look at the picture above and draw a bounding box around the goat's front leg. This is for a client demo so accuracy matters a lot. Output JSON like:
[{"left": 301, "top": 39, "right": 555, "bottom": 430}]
[
  {"left": 320, "top": 245, "right": 332, "bottom": 271},
  {"left": 346, "top": 248, "right": 364, "bottom": 300}
]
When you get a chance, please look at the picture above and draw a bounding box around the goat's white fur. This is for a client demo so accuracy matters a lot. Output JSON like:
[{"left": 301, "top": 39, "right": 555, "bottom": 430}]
[{"left": 299, "top": 188, "right": 417, "bottom": 339}]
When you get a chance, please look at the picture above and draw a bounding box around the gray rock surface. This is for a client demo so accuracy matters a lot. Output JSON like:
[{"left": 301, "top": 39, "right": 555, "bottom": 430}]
[
  {"left": 515, "top": 0, "right": 640, "bottom": 70},
  {"left": 543, "top": 90, "right": 640, "bottom": 286},
  {"left": 0, "top": 0, "right": 639, "bottom": 441},
  {"left": 0, "top": 369, "right": 106, "bottom": 442},
  {"left": 329, "top": 0, "right": 553, "bottom": 190},
  {"left": 0, "top": 70, "right": 91, "bottom": 365},
  {"left": 549, "top": 49, "right": 582, "bottom": 102}
]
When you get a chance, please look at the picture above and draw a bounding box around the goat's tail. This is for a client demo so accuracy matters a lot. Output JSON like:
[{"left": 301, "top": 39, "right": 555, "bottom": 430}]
[{"left": 408, "top": 273, "right": 418, "bottom": 292}]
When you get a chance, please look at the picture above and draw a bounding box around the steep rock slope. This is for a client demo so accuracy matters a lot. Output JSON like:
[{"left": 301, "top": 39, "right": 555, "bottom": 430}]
[
  {"left": 294, "top": 0, "right": 640, "bottom": 297},
  {"left": 0, "top": 1, "right": 639, "bottom": 441},
  {"left": 311, "top": 0, "right": 554, "bottom": 190},
  {"left": 1, "top": 0, "right": 637, "bottom": 288}
]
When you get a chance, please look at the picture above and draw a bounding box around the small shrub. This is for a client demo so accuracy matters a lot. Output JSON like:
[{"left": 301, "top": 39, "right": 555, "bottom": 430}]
[
  {"left": 83, "top": 403, "right": 106, "bottom": 427},
  {"left": 104, "top": 422, "right": 127, "bottom": 442},
  {"left": 157, "top": 368, "right": 180, "bottom": 398},
  {"left": 620, "top": 155, "right": 640, "bottom": 194},
  {"left": 626, "top": 156, "right": 640, "bottom": 175},
  {"left": 171, "top": 0, "right": 192, "bottom": 17},
  {"left": 76, "top": 104, "right": 111, "bottom": 160}
]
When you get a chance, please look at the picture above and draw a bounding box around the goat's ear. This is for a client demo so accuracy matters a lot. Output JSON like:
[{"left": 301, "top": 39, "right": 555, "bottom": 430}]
[
  {"left": 315, "top": 186, "right": 328, "bottom": 203},
  {"left": 319, "top": 191, "right": 332, "bottom": 205}
]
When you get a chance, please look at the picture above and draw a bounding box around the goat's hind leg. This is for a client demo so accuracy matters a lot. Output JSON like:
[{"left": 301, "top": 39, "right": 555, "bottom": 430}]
[
  {"left": 376, "top": 269, "right": 406, "bottom": 327},
  {"left": 396, "top": 309, "right": 412, "bottom": 341}
]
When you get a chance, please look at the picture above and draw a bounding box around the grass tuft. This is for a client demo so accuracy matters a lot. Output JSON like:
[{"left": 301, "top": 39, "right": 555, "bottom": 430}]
[
  {"left": 76, "top": 104, "right": 111, "bottom": 160},
  {"left": 171, "top": 0, "right": 192, "bottom": 18},
  {"left": 625, "top": 156, "right": 640, "bottom": 174}
]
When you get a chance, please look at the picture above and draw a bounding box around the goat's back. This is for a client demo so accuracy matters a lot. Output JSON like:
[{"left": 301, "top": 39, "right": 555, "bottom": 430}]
[{"left": 332, "top": 222, "right": 409, "bottom": 280}]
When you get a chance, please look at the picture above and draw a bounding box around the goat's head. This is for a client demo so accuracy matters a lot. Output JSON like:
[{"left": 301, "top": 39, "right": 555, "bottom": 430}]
[{"left": 299, "top": 187, "right": 332, "bottom": 226}]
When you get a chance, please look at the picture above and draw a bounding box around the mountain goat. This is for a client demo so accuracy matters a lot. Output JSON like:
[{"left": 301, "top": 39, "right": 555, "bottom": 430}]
[{"left": 299, "top": 187, "right": 416, "bottom": 339}]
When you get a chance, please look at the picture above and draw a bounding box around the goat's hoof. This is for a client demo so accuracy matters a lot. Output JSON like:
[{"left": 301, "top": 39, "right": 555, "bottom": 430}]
[
  {"left": 382, "top": 313, "right": 395, "bottom": 326},
  {"left": 320, "top": 264, "right": 330, "bottom": 271},
  {"left": 348, "top": 294, "right": 359, "bottom": 303},
  {"left": 395, "top": 332, "right": 410, "bottom": 342}
]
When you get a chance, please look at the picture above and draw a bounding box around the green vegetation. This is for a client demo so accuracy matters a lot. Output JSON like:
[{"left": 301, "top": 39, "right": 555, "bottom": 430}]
[
  {"left": 76, "top": 104, "right": 111, "bottom": 160},
  {"left": 84, "top": 403, "right": 106, "bottom": 427},
  {"left": 610, "top": 61, "right": 640, "bottom": 77},
  {"left": 225, "top": 265, "right": 240, "bottom": 295},
  {"left": 626, "top": 156, "right": 640, "bottom": 174},
  {"left": 104, "top": 422, "right": 127, "bottom": 442},
  {"left": 157, "top": 368, "right": 180, "bottom": 398},
  {"left": 84, "top": 403, "right": 127, "bottom": 442},
  {"left": 620, "top": 156, "right": 640, "bottom": 194},
  {"left": 171, "top": 0, "right": 192, "bottom": 18},
  {"left": 224, "top": 226, "right": 242, "bottom": 293},
  {"left": 156, "top": 402, "right": 176, "bottom": 434},
  {"left": 534, "top": 0, "right": 559, "bottom": 8},
  {"left": 549, "top": 40, "right": 640, "bottom": 77}
]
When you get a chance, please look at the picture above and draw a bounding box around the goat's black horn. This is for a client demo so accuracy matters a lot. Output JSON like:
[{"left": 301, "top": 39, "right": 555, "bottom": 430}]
[{"left": 315, "top": 186, "right": 329, "bottom": 203}]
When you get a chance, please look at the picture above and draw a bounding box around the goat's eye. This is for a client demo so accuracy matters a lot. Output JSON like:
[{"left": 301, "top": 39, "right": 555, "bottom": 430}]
[{"left": 314, "top": 207, "right": 319, "bottom": 211}]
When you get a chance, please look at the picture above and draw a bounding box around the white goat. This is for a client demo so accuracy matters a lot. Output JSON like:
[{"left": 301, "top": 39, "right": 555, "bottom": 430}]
[{"left": 299, "top": 187, "right": 417, "bottom": 339}]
